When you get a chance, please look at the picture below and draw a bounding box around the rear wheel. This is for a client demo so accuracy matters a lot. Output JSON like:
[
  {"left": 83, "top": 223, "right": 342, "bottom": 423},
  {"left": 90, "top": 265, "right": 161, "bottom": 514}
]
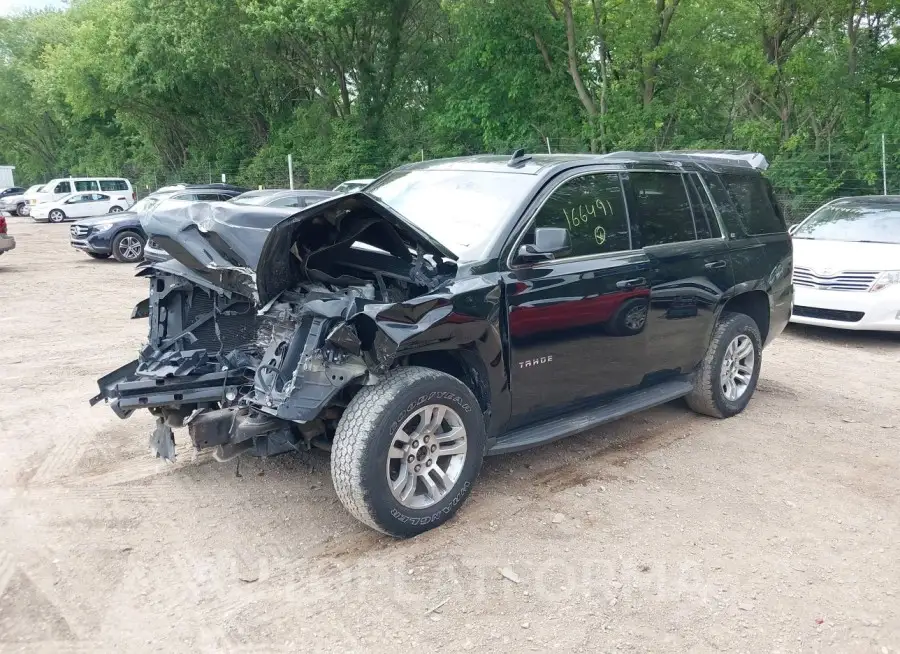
[
  {"left": 111, "top": 230, "right": 145, "bottom": 263},
  {"left": 48, "top": 209, "right": 66, "bottom": 223},
  {"left": 331, "top": 366, "right": 485, "bottom": 537},
  {"left": 15, "top": 203, "right": 25, "bottom": 217},
  {"left": 686, "top": 312, "right": 762, "bottom": 418},
  {"left": 109, "top": 206, "right": 123, "bottom": 213}
]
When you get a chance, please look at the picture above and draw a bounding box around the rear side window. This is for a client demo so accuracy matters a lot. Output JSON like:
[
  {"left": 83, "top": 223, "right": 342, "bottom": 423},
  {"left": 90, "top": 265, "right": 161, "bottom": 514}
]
[
  {"left": 721, "top": 174, "right": 784, "bottom": 236},
  {"left": 269, "top": 195, "right": 303, "bottom": 208},
  {"left": 626, "top": 172, "right": 696, "bottom": 245},
  {"left": 100, "top": 179, "right": 128, "bottom": 191},
  {"left": 196, "top": 193, "right": 224, "bottom": 201},
  {"left": 74, "top": 180, "right": 99, "bottom": 192},
  {"left": 54, "top": 181, "right": 72, "bottom": 194},
  {"left": 530, "top": 172, "right": 631, "bottom": 257},
  {"left": 685, "top": 174, "right": 721, "bottom": 239}
]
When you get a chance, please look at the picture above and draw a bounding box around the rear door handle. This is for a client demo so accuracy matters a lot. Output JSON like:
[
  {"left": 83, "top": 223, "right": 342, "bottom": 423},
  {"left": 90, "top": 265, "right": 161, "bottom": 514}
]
[
  {"left": 705, "top": 260, "right": 727, "bottom": 270},
  {"left": 616, "top": 277, "right": 647, "bottom": 289}
]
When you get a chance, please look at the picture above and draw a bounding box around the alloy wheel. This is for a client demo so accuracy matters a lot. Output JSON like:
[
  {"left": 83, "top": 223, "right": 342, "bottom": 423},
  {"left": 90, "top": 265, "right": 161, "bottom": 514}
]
[
  {"left": 118, "top": 236, "right": 142, "bottom": 261},
  {"left": 720, "top": 334, "right": 755, "bottom": 401},
  {"left": 386, "top": 404, "right": 468, "bottom": 509}
]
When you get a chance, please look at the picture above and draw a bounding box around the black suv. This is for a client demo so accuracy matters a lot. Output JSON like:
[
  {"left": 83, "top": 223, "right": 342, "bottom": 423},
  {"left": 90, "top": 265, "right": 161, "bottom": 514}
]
[{"left": 93, "top": 151, "right": 792, "bottom": 537}]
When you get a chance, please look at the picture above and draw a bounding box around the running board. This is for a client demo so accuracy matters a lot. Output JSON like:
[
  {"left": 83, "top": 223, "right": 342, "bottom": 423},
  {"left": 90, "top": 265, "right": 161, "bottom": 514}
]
[{"left": 487, "top": 379, "right": 694, "bottom": 456}]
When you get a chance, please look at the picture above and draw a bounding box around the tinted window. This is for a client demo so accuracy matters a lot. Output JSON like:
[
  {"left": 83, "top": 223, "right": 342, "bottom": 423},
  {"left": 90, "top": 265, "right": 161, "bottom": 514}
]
[
  {"left": 685, "top": 174, "right": 720, "bottom": 239},
  {"left": 794, "top": 201, "right": 900, "bottom": 244},
  {"left": 722, "top": 174, "right": 783, "bottom": 235},
  {"left": 196, "top": 193, "right": 224, "bottom": 201},
  {"left": 529, "top": 173, "right": 630, "bottom": 258},
  {"left": 700, "top": 173, "right": 743, "bottom": 237},
  {"left": 100, "top": 179, "right": 128, "bottom": 191},
  {"left": 627, "top": 173, "right": 696, "bottom": 245},
  {"left": 54, "top": 181, "right": 72, "bottom": 194},
  {"left": 74, "top": 180, "right": 99, "bottom": 192},
  {"left": 268, "top": 195, "right": 303, "bottom": 208}
]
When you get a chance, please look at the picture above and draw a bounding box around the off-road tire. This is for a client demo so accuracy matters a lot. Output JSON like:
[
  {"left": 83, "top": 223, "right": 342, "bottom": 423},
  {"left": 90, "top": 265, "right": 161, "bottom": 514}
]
[
  {"left": 686, "top": 312, "right": 762, "bottom": 418},
  {"left": 111, "top": 230, "right": 145, "bottom": 263},
  {"left": 331, "top": 366, "right": 485, "bottom": 537}
]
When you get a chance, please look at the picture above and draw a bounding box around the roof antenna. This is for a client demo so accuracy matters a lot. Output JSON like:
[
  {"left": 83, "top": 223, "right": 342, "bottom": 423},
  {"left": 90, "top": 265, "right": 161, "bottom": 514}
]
[{"left": 508, "top": 148, "right": 532, "bottom": 168}]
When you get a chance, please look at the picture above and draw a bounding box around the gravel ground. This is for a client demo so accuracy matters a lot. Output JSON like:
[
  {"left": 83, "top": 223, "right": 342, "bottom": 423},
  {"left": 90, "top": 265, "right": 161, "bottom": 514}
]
[{"left": 0, "top": 215, "right": 898, "bottom": 653}]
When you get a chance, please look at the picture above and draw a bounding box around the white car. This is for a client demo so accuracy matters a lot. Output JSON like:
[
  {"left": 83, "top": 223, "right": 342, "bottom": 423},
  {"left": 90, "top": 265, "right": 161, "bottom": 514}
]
[
  {"left": 332, "top": 178, "right": 375, "bottom": 193},
  {"left": 0, "top": 185, "right": 41, "bottom": 216},
  {"left": 31, "top": 191, "right": 134, "bottom": 223},
  {"left": 789, "top": 195, "right": 900, "bottom": 331},
  {"left": 27, "top": 177, "right": 135, "bottom": 209}
]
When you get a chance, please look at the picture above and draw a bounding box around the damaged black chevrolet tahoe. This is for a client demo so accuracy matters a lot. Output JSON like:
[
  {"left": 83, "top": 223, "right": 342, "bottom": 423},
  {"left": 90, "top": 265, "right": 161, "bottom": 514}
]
[{"left": 93, "top": 151, "right": 792, "bottom": 537}]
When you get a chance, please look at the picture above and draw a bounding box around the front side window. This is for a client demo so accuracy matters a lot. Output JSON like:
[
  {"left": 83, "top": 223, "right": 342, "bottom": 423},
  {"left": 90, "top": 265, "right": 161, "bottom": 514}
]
[
  {"left": 55, "top": 181, "right": 72, "bottom": 194},
  {"left": 527, "top": 172, "right": 630, "bottom": 258},
  {"left": 74, "top": 180, "right": 99, "bottom": 192},
  {"left": 626, "top": 172, "right": 696, "bottom": 246}
]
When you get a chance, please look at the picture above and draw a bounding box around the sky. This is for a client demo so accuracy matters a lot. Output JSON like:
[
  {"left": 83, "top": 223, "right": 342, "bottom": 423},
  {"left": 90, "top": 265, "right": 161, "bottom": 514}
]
[{"left": 0, "top": 0, "right": 66, "bottom": 16}]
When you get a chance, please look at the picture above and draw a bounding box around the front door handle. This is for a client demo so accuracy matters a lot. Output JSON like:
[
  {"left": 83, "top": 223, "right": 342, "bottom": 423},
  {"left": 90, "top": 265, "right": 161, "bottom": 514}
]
[
  {"left": 616, "top": 277, "right": 647, "bottom": 289},
  {"left": 705, "top": 260, "right": 727, "bottom": 270}
]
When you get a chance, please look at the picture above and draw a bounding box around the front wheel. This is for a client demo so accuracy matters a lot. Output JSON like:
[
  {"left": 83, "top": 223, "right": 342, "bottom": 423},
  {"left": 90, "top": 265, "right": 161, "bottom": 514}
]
[
  {"left": 15, "top": 203, "right": 25, "bottom": 217},
  {"left": 331, "top": 366, "right": 485, "bottom": 537},
  {"left": 109, "top": 206, "right": 123, "bottom": 213},
  {"left": 686, "top": 312, "right": 762, "bottom": 418},
  {"left": 111, "top": 230, "right": 145, "bottom": 263},
  {"left": 48, "top": 209, "right": 66, "bottom": 223}
]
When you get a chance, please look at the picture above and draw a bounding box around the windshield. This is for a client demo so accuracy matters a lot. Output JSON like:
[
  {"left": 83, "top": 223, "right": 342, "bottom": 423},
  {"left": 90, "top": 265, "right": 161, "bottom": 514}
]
[
  {"left": 366, "top": 169, "right": 535, "bottom": 259},
  {"left": 26, "top": 185, "right": 44, "bottom": 193},
  {"left": 795, "top": 201, "right": 900, "bottom": 244},
  {"left": 131, "top": 195, "right": 164, "bottom": 214}
]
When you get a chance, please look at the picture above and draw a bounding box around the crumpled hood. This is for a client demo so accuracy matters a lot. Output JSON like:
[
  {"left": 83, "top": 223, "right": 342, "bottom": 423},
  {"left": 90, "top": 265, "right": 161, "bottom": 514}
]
[{"left": 142, "top": 193, "right": 457, "bottom": 305}]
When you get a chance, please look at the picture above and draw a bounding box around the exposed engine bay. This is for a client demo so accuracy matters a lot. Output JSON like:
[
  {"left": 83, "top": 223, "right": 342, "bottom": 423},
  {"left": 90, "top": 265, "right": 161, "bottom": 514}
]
[{"left": 91, "top": 193, "right": 492, "bottom": 463}]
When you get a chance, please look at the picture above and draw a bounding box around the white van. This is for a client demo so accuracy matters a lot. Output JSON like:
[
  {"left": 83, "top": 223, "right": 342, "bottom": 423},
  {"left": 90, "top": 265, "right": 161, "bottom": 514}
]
[{"left": 27, "top": 177, "right": 135, "bottom": 209}]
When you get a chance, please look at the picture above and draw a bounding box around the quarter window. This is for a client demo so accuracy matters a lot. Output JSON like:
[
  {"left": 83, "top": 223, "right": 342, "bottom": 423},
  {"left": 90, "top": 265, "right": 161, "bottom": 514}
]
[
  {"left": 627, "top": 172, "right": 696, "bottom": 246},
  {"left": 100, "top": 180, "right": 128, "bottom": 191},
  {"left": 74, "top": 180, "right": 99, "bottom": 192},
  {"left": 722, "top": 174, "right": 784, "bottom": 235},
  {"left": 529, "top": 173, "right": 630, "bottom": 258}
]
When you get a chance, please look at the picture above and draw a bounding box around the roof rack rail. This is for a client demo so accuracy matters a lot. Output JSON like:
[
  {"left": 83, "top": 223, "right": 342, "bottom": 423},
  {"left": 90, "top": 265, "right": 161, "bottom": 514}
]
[
  {"left": 507, "top": 148, "right": 533, "bottom": 168},
  {"left": 656, "top": 150, "right": 769, "bottom": 171}
]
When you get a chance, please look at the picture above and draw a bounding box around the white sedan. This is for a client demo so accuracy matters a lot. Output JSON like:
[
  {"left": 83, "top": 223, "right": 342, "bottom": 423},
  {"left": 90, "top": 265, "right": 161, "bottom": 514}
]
[
  {"left": 790, "top": 196, "right": 900, "bottom": 332},
  {"left": 31, "top": 191, "right": 133, "bottom": 223}
]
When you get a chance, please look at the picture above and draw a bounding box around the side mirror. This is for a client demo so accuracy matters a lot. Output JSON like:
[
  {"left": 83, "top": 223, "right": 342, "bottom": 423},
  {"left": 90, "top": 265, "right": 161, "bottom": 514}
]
[
  {"left": 787, "top": 224, "right": 799, "bottom": 235},
  {"left": 517, "top": 227, "right": 572, "bottom": 262}
]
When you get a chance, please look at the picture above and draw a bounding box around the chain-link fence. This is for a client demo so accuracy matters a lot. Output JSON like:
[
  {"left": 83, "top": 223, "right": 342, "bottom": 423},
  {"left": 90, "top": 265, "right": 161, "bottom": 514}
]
[{"left": 31, "top": 139, "right": 898, "bottom": 219}]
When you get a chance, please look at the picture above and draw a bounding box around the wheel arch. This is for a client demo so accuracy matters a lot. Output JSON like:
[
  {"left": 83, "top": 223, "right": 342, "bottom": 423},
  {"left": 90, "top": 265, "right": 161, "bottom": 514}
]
[
  {"left": 720, "top": 290, "right": 770, "bottom": 344},
  {"left": 403, "top": 349, "right": 492, "bottom": 419}
]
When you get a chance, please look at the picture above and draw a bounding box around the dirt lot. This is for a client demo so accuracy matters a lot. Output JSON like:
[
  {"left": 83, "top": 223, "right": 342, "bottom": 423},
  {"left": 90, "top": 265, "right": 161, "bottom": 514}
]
[{"left": 0, "top": 215, "right": 898, "bottom": 653}]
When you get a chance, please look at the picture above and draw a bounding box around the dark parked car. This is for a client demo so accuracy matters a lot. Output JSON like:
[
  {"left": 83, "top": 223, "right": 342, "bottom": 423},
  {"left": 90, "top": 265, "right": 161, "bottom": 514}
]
[
  {"left": 71, "top": 187, "right": 244, "bottom": 263},
  {"left": 92, "top": 151, "right": 792, "bottom": 537}
]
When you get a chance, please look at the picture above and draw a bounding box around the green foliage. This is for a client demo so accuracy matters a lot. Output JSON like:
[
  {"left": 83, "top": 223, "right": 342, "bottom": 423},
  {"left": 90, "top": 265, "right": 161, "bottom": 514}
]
[{"left": 0, "top": 0, "right": 896, "bottom": 195}]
